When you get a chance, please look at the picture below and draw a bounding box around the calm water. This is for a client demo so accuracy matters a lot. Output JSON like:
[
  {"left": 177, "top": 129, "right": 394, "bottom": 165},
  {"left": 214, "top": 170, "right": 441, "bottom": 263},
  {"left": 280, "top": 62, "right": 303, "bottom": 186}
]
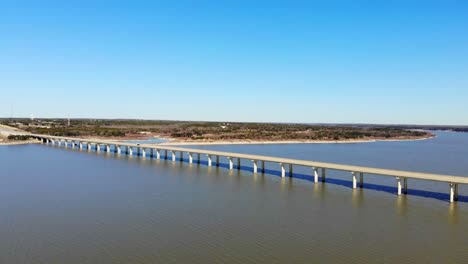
[{"left": 1, "top": 131, "right": 467, "bottom": 263}]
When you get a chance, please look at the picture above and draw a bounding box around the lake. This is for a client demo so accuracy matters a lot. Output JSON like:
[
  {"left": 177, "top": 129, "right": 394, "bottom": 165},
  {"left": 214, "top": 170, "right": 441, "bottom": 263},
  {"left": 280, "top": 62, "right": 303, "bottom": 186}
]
[{"left": 1, "top": 131, "right": 467, "bottom": 263}]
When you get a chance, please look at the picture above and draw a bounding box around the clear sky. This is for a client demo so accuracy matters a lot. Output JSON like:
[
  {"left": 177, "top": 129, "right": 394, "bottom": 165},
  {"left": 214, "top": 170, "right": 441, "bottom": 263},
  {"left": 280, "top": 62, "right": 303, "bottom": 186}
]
[{"left": 1, "top": 0, "right": 467, "bottom": 125}]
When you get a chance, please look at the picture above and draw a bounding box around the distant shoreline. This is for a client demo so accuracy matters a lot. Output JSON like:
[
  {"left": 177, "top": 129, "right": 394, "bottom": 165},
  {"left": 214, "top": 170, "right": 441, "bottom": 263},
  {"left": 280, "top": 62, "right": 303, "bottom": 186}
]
[
  {"left": 0, "top": 132, "right": 436, "bottom": 147},
  {"left": 157, "top": 135, "right": 436, "bottom": 146},
  {"left": 0, "top": 140, "right": 40, "bottom": 146}
]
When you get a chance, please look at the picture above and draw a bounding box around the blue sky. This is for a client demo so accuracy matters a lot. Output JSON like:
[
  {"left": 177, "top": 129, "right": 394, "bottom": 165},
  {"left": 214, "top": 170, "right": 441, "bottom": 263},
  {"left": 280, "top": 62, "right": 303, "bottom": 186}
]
[{"left": 1, "top": 0, "right": 467, "bottom": 125}]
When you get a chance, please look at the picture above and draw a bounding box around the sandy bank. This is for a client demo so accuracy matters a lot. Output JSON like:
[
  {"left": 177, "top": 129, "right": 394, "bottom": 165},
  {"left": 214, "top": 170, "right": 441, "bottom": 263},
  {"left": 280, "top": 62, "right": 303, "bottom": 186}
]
[
  {"left": 157, "top": 135, "right": 436, "bottom": 146},
  {"left": 0, "top": 140, "right": 40, "bottom": 146}
]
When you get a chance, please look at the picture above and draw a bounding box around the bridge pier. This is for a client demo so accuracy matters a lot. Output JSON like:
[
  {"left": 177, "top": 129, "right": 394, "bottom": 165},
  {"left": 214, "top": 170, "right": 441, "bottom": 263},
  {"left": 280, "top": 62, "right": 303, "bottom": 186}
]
[
  {"left": 116, "top": 145, "right": 121, "bottom": 154},
  {"left": 164, "top": 150, "right": 168, "bottom": 160},
  {"left": 289, "top": 164, "right": 293, "bottom": 177},
  {"left": 237, "top": 158, "right": 241, "bottom": 170},
  {"left": 322, "top": 168, "right": 326, "bottom": 182},
  {"left": 403, "top": 178, "right": 408, "bottom": 194},
  {"left": 261, "top": 160, "right": 265, "bottom": 173},
  {"left": 253, "top": 160, "right": 258, "bottom": 174},
  {"left": 128, "top": 146, "right": 133, "bottom": 156},
  {"left": 171, "top": 151, "right": 176, "bottom": 162},
  {"left": 141, "top": 148, "right": 146, "bottom": 158},
  {"left": 106, "top": 145, "right": 111, "bottom": 153},
  {"left": 360, "top": 172, "right": 364, "bottom": 188},
  {"left": 228, "top": 157, "right": 233, "bottom": 170},
  {"left": 314, "top": 167, "right": 319, "bottom": 183},
  {"left": 156, "top": 149, "right": 161, "bottom": 159},
  {"left": 180, "top": 151, "right": 183, "bottom": 162},
  {"left": 397, "top": 177, "right": 402, "bottom": 195},
  {"left": 79, "top": 142, "right": 83, "bottom": 150},
  {"left": 189, "top": 153, "right": 193, "bottom": 164},
  {"left": 216, "top": 155, "right": 219, "bottom": 167},
  {"left": 207, "top": 155, "right": 212, "bottom": 167},
  {"left": 197, "top": 153, "right": 201, "bottom": 164},
  {"left": 280, "top": 163, "right": 286, "bottom": 178},
  {"left": 352, "top": 172, "right": 357, "bottom": 189},
  {"left": 450, "top": 183, "right": 459, "bottom": 203}
]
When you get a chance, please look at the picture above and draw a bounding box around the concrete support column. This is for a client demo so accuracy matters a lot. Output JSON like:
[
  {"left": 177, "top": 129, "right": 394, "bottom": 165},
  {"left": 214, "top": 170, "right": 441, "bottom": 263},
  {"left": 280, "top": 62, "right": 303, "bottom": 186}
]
[
  {"left": 289, "top": 164, "right": 293, "bottom": 177},
  {"left": 79, "top": 142, "right": 83, "bottom": 150},
  {"left": 106, "top": 145, "right": 111, "bottom": 153},
  {"left": 137, "top": 147, "right": 141, "bottom": 156},
  {"left": 280, "top": 163, "right": 286, "bottom": 178},
  {"left": 207, "top": 155, "right": 212, "bottom": 167},
  {"left": 171, "top": 151, "right": 176, "bottom": 162},
  {"left": 228, "top": 157, "right": 233, "bottom": 170},
  {"left": 352, "top": 172, "right": 357, "bottom": 189},
  {"left": 450, "top": 183, "right": 455, "bottom": 203},
  {"left": 197, "top": 153, "right": 201, "bottom": 164},
  {"left": 403, "top": 178, "right": 408, "bottom": 194},
  {"left": 396, "top": 177, "right": 402, "bottom": 195},
  {"left": 189, "top": 153, "right": 193, "bottom": 164},
  {"left": 321, "top": 168, "right": 326, "bottom": 182},
  {"left": 141, "top": 148, "right": 146, "bottom": 158},
  {"left": 360, "top": 172, "right": 364, "bottom": 188},
  {"left": 216, "top": 155, "right": 219, "bottom": 167},
  {"left": 314, "top": 167, "right": 319, "bottom": 183},
  {"left": 164, "top": 150, "right": 168, "bottom": 160},
  {"left": 64, "top": 141, "right": 68, "bottom": 148},
  {"left": 450, "top": 183, "right": 459, "bottom": 203},
  {"left": 180, "top": 152, "right": 183, "bottom": 162},
  {"left": 128, "top": 146, "right": 133, "bottom": 156},
  {"left": 96, "top": 144, "right": 100, "bottom": 152},
  {"left": 237, "top": 158, "right": 241, "bottom": 170},
  {"left": 149, "top": 148, "right": 154, "bottom": 158},
  {"left": 156, "top": 149, "right": 161, "bottom": 160},
  {"left": 87, "top": 143, "right": 91, "bottom": 151},
  {"left": 116, "top": 145, "right": 121, "bottom": 154},
  {"left": 253, "top": 160, "right": 258, "bottom": 174},
  {"left": 261, "top": 161, "right": 265, "bottom": 173}
]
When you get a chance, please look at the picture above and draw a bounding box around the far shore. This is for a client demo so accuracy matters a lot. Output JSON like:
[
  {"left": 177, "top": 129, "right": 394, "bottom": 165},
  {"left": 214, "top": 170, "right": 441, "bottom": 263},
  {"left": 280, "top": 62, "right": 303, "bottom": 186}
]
[
  {"left": 0, "top": 134, "right": 436, "bottom": 147},
  {"left": 157, "top": 135, "right": 436, "bottom": 146},
  {"left": 0, "top": 140, "right": 40, "bottom": 146}
]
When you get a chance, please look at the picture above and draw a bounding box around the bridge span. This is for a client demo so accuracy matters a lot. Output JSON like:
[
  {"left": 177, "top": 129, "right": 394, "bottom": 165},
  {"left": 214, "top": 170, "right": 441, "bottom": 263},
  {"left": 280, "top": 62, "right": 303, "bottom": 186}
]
[{"left": 30, "top": 134, "right": 468, "bottom": 203}]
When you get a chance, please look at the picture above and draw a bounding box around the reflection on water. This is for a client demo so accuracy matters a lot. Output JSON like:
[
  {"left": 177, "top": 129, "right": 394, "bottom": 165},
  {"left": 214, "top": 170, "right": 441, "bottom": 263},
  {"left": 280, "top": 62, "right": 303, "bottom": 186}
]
[{"left": 0, "top": 132, "right": 468, "bottom": 263}]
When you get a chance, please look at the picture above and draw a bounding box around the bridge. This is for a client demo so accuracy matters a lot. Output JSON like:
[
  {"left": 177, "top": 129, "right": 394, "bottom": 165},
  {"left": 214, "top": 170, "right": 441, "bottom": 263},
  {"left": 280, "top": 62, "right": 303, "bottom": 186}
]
[{"left": 30, "top": 134, "right": 468, "bottom": 203}]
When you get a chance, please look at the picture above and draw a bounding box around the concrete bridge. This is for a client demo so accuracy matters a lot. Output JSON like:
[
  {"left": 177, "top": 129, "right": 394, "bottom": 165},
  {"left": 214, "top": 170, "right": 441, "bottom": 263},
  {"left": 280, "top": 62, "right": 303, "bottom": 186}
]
[{"left": 30, "top": 134, "right": 468, "bottom": 203}]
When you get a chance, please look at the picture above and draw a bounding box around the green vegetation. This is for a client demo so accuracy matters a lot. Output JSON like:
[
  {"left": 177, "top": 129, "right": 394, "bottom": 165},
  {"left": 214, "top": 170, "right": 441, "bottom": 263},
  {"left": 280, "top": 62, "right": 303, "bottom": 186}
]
[
  {"left": 7, "top": 135, "right": 32, "bottom": 141},
  {"left": 0, "top": 118, "right": 433, "bottom": 142}
]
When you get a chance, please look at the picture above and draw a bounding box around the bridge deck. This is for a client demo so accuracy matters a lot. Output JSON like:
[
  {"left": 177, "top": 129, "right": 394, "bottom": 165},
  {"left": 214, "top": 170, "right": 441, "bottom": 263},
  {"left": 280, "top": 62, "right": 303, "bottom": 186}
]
[{"left": 32, "top": 134, "right": 468, "bottom": 185}]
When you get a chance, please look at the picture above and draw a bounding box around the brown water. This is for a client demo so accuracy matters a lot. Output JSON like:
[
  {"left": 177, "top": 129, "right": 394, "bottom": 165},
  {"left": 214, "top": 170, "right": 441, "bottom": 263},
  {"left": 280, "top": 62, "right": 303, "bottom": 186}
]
[{"left": 1, "top": 132, "right": 467, "bottom": 263}]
